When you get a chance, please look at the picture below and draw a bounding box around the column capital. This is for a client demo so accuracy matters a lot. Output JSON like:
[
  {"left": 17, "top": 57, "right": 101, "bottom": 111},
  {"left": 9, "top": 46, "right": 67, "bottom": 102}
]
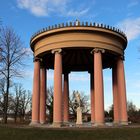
[
  {"left": 51, "top": 48, "right": 62, "bottom": 54},
  {"left": 91, "top": 48, "right": 105, "bottom": 54},
  {"left": 63, "top": 71, "right": 70, "bottom": 75},
  {"left": 40, "top": 62, "right": 46, "bottom": 69},
  {"left": 120, "top": 55, "right": 125, "bottom": 61},
  {"left": 114, "top": 55, "right": 125, "bottom": 61},
  {"left": 40, "top": 59, "right": 47, "bottom": 69},
  {"left": 33, "top": 56, "right": 42, "bottom": 62}
]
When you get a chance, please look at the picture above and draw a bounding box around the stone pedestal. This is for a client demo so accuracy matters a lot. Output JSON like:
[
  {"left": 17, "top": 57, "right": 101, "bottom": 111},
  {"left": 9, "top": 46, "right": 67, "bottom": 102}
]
[
  {"left": 29, "top": 121, "right": 40, "bottom": 126},
  {"left": 52, "top": 122, "right": 63, "bottom": 127},
  {"left": 76, "top": 107, "right": 83, "bottom": 125}
]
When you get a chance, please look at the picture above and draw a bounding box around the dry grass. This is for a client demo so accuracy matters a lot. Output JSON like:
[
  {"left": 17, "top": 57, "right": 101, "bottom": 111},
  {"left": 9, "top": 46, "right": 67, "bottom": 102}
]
[{"left": 0, "top": 124, "right": 140, "bottom": 140}]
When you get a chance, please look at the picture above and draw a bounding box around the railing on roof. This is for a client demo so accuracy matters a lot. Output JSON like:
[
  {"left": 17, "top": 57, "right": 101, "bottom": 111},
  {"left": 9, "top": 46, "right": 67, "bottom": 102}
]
[{"left": 30, "top": 21, "right": 127, "bottom": 43}]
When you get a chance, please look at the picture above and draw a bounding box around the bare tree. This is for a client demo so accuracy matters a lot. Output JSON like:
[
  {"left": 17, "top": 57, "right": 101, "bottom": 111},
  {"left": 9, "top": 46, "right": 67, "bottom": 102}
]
[
  {"left": 10, "top": 84, "right": 25, "bottom": 123},
  {"left": 0, "top": 80, "right": 13, "bottom": 122},
  {"left": 127, "top": 101, "right": 138, "bottom": 122},
  {"left": 108, "top": 104, "right": 114, "bottom": 118},
  {"left": 46, "top": 87, "right": 53, "bottom": 122},
  {"left": 46, "top": 88, "right": 90, "bottom": 122},
  {"left": 10, "top": 83, "right": 31, "bottom": 123},
  {"left": 0, "top": 79, "right": 5, "bottom": 115},
  {"left": 0, "top": 78, "right": 13, "bottom": 117},
  {"left": 19, "top": 89, "right": 31, "bottom": 122},
  {"left": 0, "top": 27, "right": 27, "bottom": 123}
]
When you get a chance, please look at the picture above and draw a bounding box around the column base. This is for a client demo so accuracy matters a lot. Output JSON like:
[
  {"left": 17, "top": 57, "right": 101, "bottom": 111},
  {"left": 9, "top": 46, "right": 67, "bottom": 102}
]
[
  {"left": 29, "top": 121, "right": 40, "bottom": 126},
  {"left": 120, "top": 121, "right": 128, "bottom": 125},
  {"left": 40, "top": 121, "right": 46, "bottom": 124},
  {"left": 76, "top": 122, "right": 83, "bottom": 125},
  {"left": 113, "top": 121, "right": 120, "bottom": 126},
  {"left": 63, "top": 121, "right": 69, "bottom": 126},
  {"left": 76, "top": 124, "right": 83, "bottom": 127},
  {"left": 93, "top": 122, "right": 105, "bottom": 127},
  {"left": 52, "top": 122, "right": 63, "bottom": 127},
  {"left": 91, "top": 121, "right": 95, "bottom": 125}
]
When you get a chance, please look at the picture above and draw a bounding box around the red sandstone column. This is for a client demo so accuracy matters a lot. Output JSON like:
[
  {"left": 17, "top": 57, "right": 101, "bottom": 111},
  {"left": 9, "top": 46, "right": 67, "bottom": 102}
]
[
  {"left": 39, "top": 66, "right": 46, "bottom": 124},
  {"left": 112, "top": 64, "right": 120, "bottom": 124},
  {"left": 31, "top": 58, "right": 40, "bottom": 124},
  {"left": 63, "top": 73, "right": 69, "bottom": 123},
  {"left": 52, "top": 49, "right": 62, "bottom": 127},
  {"left": 117, "top": 58, "right": 128, "bottom": 125},
  {"left": 90, "top": 73, "right": 95, "bottom": 124},
  {"left": 93, "top": 48, "right": 105, "bottom": 125}
]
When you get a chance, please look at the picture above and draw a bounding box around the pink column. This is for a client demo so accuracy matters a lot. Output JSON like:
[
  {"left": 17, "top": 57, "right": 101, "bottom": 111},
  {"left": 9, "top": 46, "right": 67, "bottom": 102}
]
[
  {"left": 94, "top": 49, "right": 105, "bottom": 125},
  {"left": 52, "top": 49, "right": 62, "bottom": 127},
  {"left": 117, "top": 58, "right": 128, "bottom": 125},
  {"left": 112, "top": 64, "right": 120, "bottom": 124},
  {"left": 63, "top": 73, "right": 69, "bottom": 124},
  {"left": 31, "top": 58, "right": 40, "bottom": 124},
  {"left": 39, "top": 66, "right": 46, "bottom": 124},
  {"left": 90, "top": 73, "right": 95, "bottom": 124}
]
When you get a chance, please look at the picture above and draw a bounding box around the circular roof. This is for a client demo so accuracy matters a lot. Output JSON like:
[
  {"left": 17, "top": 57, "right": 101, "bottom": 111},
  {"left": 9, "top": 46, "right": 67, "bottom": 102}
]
[{"left": 30, "top": 21, "right": 127, "bottom": 72}]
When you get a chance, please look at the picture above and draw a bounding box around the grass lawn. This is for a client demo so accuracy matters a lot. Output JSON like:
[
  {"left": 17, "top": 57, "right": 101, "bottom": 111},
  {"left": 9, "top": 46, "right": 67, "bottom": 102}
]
[{"left": 0, "top": 125, "right": 140, "bottom": 140}]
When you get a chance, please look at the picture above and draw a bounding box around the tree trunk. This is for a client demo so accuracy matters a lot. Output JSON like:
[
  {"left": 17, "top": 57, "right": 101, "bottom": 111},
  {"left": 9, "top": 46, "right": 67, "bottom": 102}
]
[
  {"left": 3, "top": 62, "right": 10, "bottom": 124},
  {"left": 14, "top": 112, "right": 17, "bottom": 123},
  {"left": 14, "top": 106, "right": 18, "bottom": 123},
  {"left": 3, "top": 94, "right": 8, "bottom": 123},
  {"left": 3, "top": 77, "right": 9, "bottom": 124}
]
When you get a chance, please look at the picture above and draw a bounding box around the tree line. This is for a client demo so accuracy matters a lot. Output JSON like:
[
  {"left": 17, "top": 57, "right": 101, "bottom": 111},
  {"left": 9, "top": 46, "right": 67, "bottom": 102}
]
[
  {"left": 0, "top": 83, "right": 31, "bottom": 123},
  {"left": 105, "top": 101, "right": 140, "bottom": 123},
  {"left": 1, "top": 83, "right": 140, "bottom": 124}
]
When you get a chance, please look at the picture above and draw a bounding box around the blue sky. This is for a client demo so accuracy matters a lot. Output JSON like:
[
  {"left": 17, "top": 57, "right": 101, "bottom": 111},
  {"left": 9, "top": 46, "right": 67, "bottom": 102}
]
[{"left": 0, "top": 0, "right": 140, "bottom": 110}]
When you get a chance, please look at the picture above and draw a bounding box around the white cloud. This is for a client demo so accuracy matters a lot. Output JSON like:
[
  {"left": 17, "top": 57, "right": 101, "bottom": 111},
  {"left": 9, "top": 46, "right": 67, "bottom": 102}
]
[
  {"left": 127, "top": 0, "right": 139, "bottom": 8},
  {"left": 67, "top": 8, "right": 89, "bottom": 17},
  {"left": 47, "top": 70, "right": 54, "bottom": 80},
  {"left": 51, "top": 0, "right": 67, "bottom": 6},
  {"left": 134, "top": 72, "right": 140, "bottom": 76},
  {"left": 117, "top": 17, "right": 140, "bottom": 41},
  {"left": 17, "top": 0, "right": 49, "bottom": 16},
  {"left": 23, "top": 70, "right": 89, "bottom": 82},
  {"left": 104, "top": 76, "right": 112, "bottom": 82},
  {"left": 128, "top": 92, "right": 140, "bottom": 97},
  {"left": 22, "top": 47, "right": 33, "bottom": 57},
  {"left": 131, "top": 80, "right": 140, "bottom": 88},
  {"left": 17, "top": 0, "right": 89, "bottom": 17},
  {"left": 126, "top": 76, "right": 140, "bottom": 89},
  {"left": 24, "top": 69, "right": 33, "bottom": 79},
  {"left": 70, "top": 73, "right": 89, "bottom": 82}
]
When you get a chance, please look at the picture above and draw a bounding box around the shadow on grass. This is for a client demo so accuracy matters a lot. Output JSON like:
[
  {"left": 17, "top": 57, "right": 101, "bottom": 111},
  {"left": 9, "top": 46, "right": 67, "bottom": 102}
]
[{"left": 0, "top": 125, "right": 140, "bottom": 140}]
